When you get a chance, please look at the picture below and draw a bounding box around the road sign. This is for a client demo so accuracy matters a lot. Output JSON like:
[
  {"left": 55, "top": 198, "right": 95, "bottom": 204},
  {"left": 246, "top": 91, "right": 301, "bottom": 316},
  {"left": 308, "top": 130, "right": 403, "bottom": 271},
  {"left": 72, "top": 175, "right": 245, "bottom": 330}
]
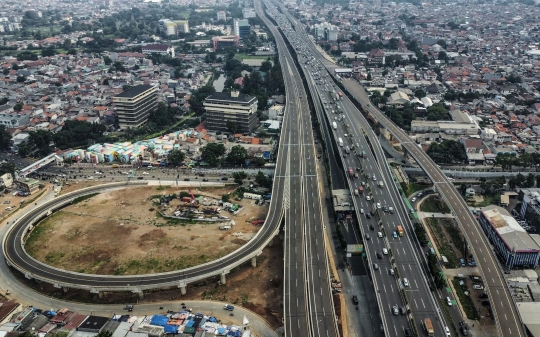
[{"left": 347, "top": 244, "right": 364, "bottom": 253}]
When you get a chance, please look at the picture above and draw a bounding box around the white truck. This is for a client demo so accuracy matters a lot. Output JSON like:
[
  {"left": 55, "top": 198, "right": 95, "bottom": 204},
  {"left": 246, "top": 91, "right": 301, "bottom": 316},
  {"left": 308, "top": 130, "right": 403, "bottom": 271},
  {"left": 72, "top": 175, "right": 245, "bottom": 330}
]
[
  {"left": 338, "top": 137, "right": 344, "bottom": 147},
  {"left": 332, "top": 122, "right": 337, "bottom": 130}
]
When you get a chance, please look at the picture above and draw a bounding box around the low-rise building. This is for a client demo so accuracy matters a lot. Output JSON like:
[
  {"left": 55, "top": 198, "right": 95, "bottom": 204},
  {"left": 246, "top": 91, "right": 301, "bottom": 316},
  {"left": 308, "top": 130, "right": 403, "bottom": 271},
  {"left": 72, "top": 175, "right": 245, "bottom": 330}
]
[
  {"left": 141, "top": 44, "right": 174, "bottom": 57},
  {"left": 0, "top": 173, "right": 13, "bottom": 187},
  {"left": 478, "top": 205, "right": 540, "bottom": 269}
]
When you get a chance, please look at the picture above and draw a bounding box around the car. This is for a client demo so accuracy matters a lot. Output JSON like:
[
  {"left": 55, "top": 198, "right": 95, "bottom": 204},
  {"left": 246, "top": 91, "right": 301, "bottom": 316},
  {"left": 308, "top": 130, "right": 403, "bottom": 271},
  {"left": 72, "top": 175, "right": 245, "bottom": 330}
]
[
  {"left": 183, "top": 178, "right": 190, "bottom": 181},
  {"left": 360, "top": 208, "right": 364, "bottom": 214},
  {"left": 382, "top": 248, "right": 388, "bottom": 255},
  {"left": 400, "top": 307, "right": 406, "bottom": 315},
  {"left": 376, "top": 203, "right": 381, "bottom": 209},
  {"left": 223, "top": 304, "right": 234, "bottom": 311},
  {"left": 461, "top": 326, "right": 468, "bottom": 336},
  {"left": 376, "top": 253, "right": 382, "bottom": 259},
  {"left": 356, "top": 167, "right": 361, "bottom": 172},
  {"left": 411, "top": 197, "right": 416, "bottom": 202},
  {"left": 221, "top": 177, "right": 229, "bottom": 181},
  {"left": 361, "top": 181, "right": 365, "bottom": 186},
  {"left": 373, "top": 176, "right": 377, "bottom": 181},
  {"left": 445, "top": 326, "right": 451, "bottom": 336},
  {"left": 392, "top": 305, "right": 399, "bottom": 315},
  {"left": 365, "top": 233, "right": 370, "bottom": 240},
  {"left": 371, "top": 210, "right": 375, "bottom": 216},
  {"left": 366, "top": 195, "right": 371, "bottom": 201},
  {"left": 403, "top": 278, "right": 409, "bottom": 287},
  {"left": 468, "top": 261, "right": 477, "bottom": 266},
  {"left": 369, "top": 224, "right": 374, "bottom": 230},
  {"left": 417, "top": 192, "right": 423, "bottom": 197},
  {"left": 373, "top": 263, "right": 379, "bottom": 270},
  {"left": 5, "top": 207, "right": 12, "bottom": 211},
  {"left": 393, "top": 231, "right": 398, "bottom": 238},
  {"left": 366, "top": 213, "right": 371, "bottom": 219},
  {"left": 124, "top": 304, "right": 134, "bottom": 311},
  {"left": 137, "top": 177, "right": 144, "bottom": 180},
  {"left": 389, "top": 268, "right": 394, "bottom": 275},
  {"left": 378, "top": 232, "right": 383, "bottom": 238},
  {"left": 459, "top": 258, "right": 466, "bottom": 267},
  {"left": 367, "top": 174, "right": 371, "bottom": 179},
  {"left": 202, "top": 178, "right": 209, "bottom": 182},
  {"left": 3, "top": 200, "right": 9, "bottom": 204},
  {"left": 143, "top": 172, "right": 149, "bottom": 175},
  {"left": 473, "top": 284, "right": 484, "bottom": 290},
  {"left": 404, "top": 328, "right": 412, "bottom": 337},
  {"left": 352, "top": 295, "right": 358, "bottom": 304},
  {"left": 383, "top": 206, "right": 389, "bottom": 212}
]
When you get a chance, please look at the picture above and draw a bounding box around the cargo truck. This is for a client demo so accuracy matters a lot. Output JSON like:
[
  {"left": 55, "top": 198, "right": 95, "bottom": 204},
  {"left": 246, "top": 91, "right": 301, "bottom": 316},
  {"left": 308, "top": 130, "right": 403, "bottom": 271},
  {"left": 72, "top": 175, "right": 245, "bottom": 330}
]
[
  {"left": 423, "top": 318, "right": 434, "bottom": 337},
  {"left": 348, "top": 167, "right": 354, "bottom": 177},
  {"left": 338, "top": 137, "right": 344, "bottom": 147},
  {"left": 397, "top": 225, "right": 404, "bottom": 237},
  {"left": 338, "top": 92, "right": 343, "bottom": 99},
  {"left": 332, "top": 122, "right": 337, "bottom": 130}
]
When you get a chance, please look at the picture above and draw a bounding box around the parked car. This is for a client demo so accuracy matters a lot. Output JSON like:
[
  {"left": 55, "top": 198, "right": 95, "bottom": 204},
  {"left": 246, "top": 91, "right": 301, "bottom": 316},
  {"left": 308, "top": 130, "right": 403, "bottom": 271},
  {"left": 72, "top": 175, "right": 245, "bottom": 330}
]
[
  {"left": 223, "top": 304, "right": 234, "bottom": 311},
  {"left": 352, "top": 295, "right": 358, "bottom": 305}
]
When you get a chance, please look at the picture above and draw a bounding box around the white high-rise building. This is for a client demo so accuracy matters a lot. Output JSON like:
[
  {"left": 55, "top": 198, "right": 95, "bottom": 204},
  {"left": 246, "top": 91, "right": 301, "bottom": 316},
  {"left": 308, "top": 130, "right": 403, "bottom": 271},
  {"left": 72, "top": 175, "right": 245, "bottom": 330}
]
[
  {"left": 217, "top": 11, "right": 227, "bottom": 21},
  {"left": 158, "top": 19, "right": 189, "bottom": 36},
  {"left": 242, "top": 8, "right": 256, "bottom": 19}
]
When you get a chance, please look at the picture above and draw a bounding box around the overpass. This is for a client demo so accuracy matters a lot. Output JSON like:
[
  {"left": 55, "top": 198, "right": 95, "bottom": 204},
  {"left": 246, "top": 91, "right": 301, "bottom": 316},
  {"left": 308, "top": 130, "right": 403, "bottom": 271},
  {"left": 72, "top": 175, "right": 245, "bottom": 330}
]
[{"left": 18, "top": 152, "right": 63, "bottom": 177}]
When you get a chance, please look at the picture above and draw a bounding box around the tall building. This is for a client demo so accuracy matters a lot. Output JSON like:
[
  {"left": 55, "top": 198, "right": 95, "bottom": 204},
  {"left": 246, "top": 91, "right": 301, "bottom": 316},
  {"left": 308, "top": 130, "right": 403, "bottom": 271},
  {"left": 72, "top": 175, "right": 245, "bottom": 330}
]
[
  {"left": 203, "top": 91, "right": 258, "bottom": 133},
  {"left": 233, "top": 19, "right": 251, "bottom": 39},
  {"left": 242, "top": 8, "right": 256, "bottom": 19},
  {"left": 113, "top": 85, "right": 158, "bottom": 129},
  {"left": 158, "top": 19, "right": 189, "bottom": 36},
  {"left": 217, "top": 11, "right": 227, "bottom": 21}
]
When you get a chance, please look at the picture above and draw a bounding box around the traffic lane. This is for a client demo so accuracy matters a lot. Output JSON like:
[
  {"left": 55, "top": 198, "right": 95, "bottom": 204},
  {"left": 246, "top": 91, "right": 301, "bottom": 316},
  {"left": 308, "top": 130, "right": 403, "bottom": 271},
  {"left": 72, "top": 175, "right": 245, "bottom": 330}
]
[{"left": 344, "top": 83, "right": 519, "bottom": 336}]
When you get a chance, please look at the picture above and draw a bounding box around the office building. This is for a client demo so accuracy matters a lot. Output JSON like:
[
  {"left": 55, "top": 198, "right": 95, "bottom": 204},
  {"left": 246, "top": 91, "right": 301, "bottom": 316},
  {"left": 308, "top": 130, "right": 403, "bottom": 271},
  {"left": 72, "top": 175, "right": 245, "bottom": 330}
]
[
  {"left": 203, "top": 91, "right": 258, "bottom": 133},
  {"left": 113, "top": 85, "right": 158, "bottom": 128},
  {"left": 478, "top": 205, "right": 540, "bottom": 269},
  {"left": 217, "top": 11, "right": 227, "bottom": 21},
  {"left": 158, "top": 19, "right": 189, "bottom": 36},
  {"left": 211, "top": 36, "right": 239, "bottom": 51},
  {"left": 242, "top": 8, "right": 257, "bottom": 19},
  {"left": 234, "top": 19, "right": 251, "bottom": 39}
]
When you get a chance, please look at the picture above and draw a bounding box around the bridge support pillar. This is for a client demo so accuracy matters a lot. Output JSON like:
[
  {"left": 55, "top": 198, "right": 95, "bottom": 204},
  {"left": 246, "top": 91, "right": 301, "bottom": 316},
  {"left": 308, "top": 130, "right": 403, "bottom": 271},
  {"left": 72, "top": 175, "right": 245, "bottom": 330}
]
[
  {"left": 98, "top": 291, "right": 103, "bottom": 298},
  {"left": 137, "top": 291, "right": 144, "bottom": 300},
  {"left": 267, "top": 237, "right": 273, "bottom": 247},
  {"left": 220, "top": 273, "right": 227, "bottom": 285},
  {"left": 180, "top": 285, "right": 187, "bottom": 295},
  {"left": 62, "top": 287, "right": 69, "bottom": 293},
  {"left": 251, "top": 256, "right": 257, "bottom": 268}
]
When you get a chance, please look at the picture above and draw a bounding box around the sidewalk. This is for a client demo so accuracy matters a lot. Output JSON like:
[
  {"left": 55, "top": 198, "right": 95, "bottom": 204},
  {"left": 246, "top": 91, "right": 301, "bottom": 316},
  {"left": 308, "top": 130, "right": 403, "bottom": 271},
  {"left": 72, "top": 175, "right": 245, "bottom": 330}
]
[{"left": 417, "top": 211, "right": 455, "bottom": 219}]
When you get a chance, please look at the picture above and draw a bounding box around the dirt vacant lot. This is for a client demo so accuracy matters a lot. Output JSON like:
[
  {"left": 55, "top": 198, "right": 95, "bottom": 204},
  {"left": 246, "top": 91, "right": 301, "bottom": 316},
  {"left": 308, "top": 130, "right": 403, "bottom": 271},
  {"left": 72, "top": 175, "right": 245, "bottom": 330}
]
[{"left": 25, "top": 186, "right": 268, "bottom": 275}]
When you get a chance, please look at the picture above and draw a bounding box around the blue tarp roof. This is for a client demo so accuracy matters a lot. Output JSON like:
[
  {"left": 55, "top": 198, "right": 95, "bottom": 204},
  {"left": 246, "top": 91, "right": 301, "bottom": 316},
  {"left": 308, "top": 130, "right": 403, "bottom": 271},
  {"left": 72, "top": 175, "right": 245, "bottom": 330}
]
[
  {"left": 263, "top": 151, "right": 271, "bottom": 159},
  {"left": 217, "top": 328, "right": 226, "bottom": 334},
  {"left": 150, "top": 315, "right": 168, "bottom": 326},
  {"left": 186, "top": 320, "right": 194, "bottom": 328},
  {"left": 208, "top": 317, "right": 217, "bottom": 322},
  {"left": 163, "top": 325, "right": 178, "bottom": 334}
]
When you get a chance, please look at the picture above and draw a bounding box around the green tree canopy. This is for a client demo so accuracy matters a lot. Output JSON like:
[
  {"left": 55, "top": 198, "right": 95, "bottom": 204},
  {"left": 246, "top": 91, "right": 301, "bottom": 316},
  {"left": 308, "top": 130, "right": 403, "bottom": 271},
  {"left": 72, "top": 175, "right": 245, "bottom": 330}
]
[
  {"left": 232, "top": 171, "right": 248, "bottom": 185},
  {"left": 426, "top": 103, "right": 449, "bottom": 121},
  {"left": 227, "top": 145, "right": 247, "bottom": 165},
  {"left": 255, "top": 170, "right": 272, "bottom": 188},
  {"left": 426, "top": 140, "right": 466, "bottom": 164},
  {"left": 167, "top": 149, "right": 185, "bottom": 166},
  {"left": 201, "top": 143, "right": 226, "bottom": 166},
  {"left": 0, "top": 125, "right": 11, "bottom": 150}
]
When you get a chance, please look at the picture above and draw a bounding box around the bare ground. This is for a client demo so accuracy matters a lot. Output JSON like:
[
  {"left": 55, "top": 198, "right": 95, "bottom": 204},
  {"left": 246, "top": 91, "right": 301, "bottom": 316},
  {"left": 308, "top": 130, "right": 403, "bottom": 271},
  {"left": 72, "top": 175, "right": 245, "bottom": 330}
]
[
  {"left": 12, "top": 236, "right": 284, "bottom": 328},
  {"left": 25, "top": 186, "right": 268, "bottom": 275}
]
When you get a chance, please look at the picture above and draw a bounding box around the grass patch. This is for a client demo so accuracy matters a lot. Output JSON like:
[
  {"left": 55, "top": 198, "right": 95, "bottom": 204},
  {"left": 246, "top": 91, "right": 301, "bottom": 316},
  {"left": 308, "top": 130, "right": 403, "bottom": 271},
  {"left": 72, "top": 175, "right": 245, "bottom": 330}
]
[
  {"left": 420, "top": 196, "right": 450, "bottom": 213},
  {"left": 427, "top": 218, "right": 458, "bottom": 268},
  {"left": 446, "top": 225, "right": 465, "bottom": 253},
  {"left": 400, "top": 182, "right": 432, "bottom": 197},
  {"left": 25, "top": 212, "right": 64, "bottom": 256},
  {"left": 467, "top": 194, "right": 500, "bottom": 207},
  {"left": 72, "top": 193, "right": 99, "bottom": 205},
  {"left": 452, "top": 277, "right": 480, "bottom": 320}
]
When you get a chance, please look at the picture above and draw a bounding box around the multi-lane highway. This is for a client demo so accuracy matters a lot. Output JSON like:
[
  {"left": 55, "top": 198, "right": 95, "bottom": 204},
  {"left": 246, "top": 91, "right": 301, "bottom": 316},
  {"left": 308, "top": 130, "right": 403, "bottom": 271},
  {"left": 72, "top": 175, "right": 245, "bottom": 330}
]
[
  {"left": 268, "top": 3, "right": 471, "bottom": 336},
  {"left": 340, "top": 80, "right": 525, "bottom": 337},
  {"left": 255, "top": 2, "right": 338, "bottom": 336}
]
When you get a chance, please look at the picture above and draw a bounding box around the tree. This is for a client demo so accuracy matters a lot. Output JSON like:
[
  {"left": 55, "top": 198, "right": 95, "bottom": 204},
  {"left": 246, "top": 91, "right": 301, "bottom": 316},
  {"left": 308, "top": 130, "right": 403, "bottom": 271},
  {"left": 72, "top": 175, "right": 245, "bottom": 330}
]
[
  {"left": 414, "top": 89, "right": 426, "bottom": 98},
  {"left": 0, "top": 162, "right": 15, "bottom": 177},
  {"left": 226, "top": 121, "right": 239, "bottom": 134},
  {"left": 227, "top": 145, "right": 247, "bottom": 165},
  {"left": 232, "top": 171, "right": 248, "bottom": 185},
  {"left": 536, "top": 174, "right": 540, "bottom": 188},
  {"left": 95, "top": 331, "right": 113, "bottom": 337},
  {"left": 222, "top": 194, "right": 230, "bottom": 202},
  {"left": 167, "top": 149, "right": 185, "bottom": 166},
  {"left": 526, "top": 173, "right": 535, "bottom": 188},
  {"left": 255, "top": 170, "right": 271, "bottom": 188},
  {"left": 16, "top": 75, "right": 26, "bottom": 83},
  {"left": 426, "top": 103, "right": 449, "bottom": 121},
  {"left": 201, "top": 143, "right": 226, "bottom": 166},
  {"left": 0, "top": 125, "right": 11, "bottom": 150},
  {"left": 41, "top": 47, "right": 57, "bottom": 57},
  {"left": 103, "top": 55, "right": 112, "bottom": 65},
  {"left": 426, "top": 140, "right": 466, "bottom": 164},
  {"left": 0, "top": 97, "right": 8, "bottom": 105},
  {"left": 13, "top": 103, "right": 23, "bottom": 111},
  {"left": 28, "top": 129, "right": 53, "bottom": 156}
]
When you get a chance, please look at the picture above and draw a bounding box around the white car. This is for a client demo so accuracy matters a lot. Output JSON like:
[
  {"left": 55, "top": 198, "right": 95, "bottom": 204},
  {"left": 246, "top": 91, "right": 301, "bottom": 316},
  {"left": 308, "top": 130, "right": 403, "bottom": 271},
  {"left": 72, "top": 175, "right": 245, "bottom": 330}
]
[
  {"left": 411, "top": 197, "right": 416, "bottom": 202},
  {"left": 376, "top": 202, "right": 381, "bottom": 209},
  {"left": 5, "top": 207, "right": 12, "bottom": 211},
  {"left": 373, "top": 176, "right": 377, "bottom": 181},
  {"left": 366, "top": 196, "right": 371, "bottom": 201},
  {"left": 378, "top": 232, "right": 383, "bottom": 238},
  {"left": 143, "top": 172, "right": 149, "bottom": 175},
  {"left": 382, "top": 248, "right": 388, "bottom": 255}
]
